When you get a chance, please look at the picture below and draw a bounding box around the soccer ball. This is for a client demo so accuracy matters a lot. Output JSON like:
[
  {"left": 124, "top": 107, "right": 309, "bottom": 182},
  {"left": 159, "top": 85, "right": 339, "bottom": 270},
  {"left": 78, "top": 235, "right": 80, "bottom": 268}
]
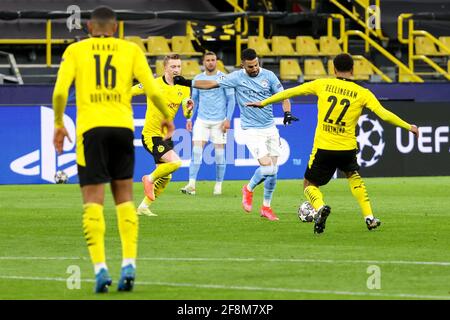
[
  {"left": 356, "top": 114, "right": 385, "bottom": 168},
  {"left": 54, "top": 170, "right": 69, "bottom": 184},
  {"left": 298, "top": 201, "right": 317, "bottom": 223}
]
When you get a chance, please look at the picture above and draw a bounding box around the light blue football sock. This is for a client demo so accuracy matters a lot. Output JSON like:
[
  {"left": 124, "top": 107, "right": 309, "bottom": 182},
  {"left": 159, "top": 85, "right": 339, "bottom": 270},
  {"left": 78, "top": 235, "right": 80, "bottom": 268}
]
[
  {"left": 189, "top": 145, "right": 203, "bottom": 181},
  {"left": 248, "top": 167, "right": 266, "bottom": 191},
  {"left": 215, "top": 148, "right": 226, "bottom": 183},
  {"left": 263, "top": 174, "right": 277, "bottom": 207}
]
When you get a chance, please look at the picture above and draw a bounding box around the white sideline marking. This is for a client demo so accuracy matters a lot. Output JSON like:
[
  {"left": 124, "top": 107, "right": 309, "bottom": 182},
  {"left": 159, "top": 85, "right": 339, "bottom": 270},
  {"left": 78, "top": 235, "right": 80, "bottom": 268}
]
[
  {"left": 1, "top": 256, "right": 450, "bottom": 266},
  {"left": 0, "top": 275, "right": 448, "bottom": 300}
]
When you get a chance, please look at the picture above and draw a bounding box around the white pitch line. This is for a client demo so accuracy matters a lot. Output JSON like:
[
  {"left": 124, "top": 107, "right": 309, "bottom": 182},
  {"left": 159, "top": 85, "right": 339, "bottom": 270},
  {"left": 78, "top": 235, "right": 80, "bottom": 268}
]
[
  {"left": 1, "top": 256, "right": 450, "bottom": 266},
  {"left": 0, "top": 275, "right": 448, "bottom": 300}
]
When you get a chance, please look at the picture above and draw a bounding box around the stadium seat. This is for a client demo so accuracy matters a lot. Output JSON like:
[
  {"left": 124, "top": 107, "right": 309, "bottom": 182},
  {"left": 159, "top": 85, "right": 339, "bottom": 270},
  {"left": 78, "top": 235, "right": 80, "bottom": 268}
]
[
  {"left": 438, "top": 36, "right": 450, "bottom": 54},
  {"left": 147, "top": 36, "right": 172, "bottom": 56},
  {"left": 353, "top": 58, "right": 373, "bottom": 80},
  {"left": 216, "top": 60, "right": 228, "bottom": 74},
  {"left": 304, "top": 59, "right": 327, "bottom": 80},
  {"left": 327, "top": 59, "right": 335, "bottom": 76},
  {"left": 415, "top": 36, "right": 439, "bottom": 55},
  {"left": 280, "top": 59, "right": 302, "bottom": 81},
  {"left": 271, "top": 36, "right": 297, "bottom": 56},
  {"left": 171, "top": 36, "right": 202, "bottom": 57},
  {"left": 182, "top": 60, "right": 202, "bottom": 78},
  {"left": 319, "top": 36, "right": 342, "bottom": 56},
  {"left": 247, "top": 36, "right": 274, "bottom": 56},
  {"left": 125, "top": 36, "right": 150, "bottom": 55},
  {"left": 155, "top": 60, "right": 164, "bottom": 77},
  {"left": 295, "top": 36, "right": 320, "bottom": 56}
]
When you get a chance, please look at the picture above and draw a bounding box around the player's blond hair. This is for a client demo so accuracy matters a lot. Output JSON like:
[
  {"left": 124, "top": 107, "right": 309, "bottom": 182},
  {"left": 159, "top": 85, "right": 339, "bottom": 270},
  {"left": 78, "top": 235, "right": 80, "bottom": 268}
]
[{"left": 163, "top": 54, "right": 181, "bottom": 66}]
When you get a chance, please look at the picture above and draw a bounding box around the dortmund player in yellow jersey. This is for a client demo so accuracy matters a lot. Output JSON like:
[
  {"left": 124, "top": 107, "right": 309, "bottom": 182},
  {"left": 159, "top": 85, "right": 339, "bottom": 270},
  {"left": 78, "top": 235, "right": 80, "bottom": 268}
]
[
  {"left": 52, "top": 6, "right": 173, "bottom": 293},
  {"left": 132, "top": 54, "right": 194, "bottom": 216},
  {"left": 248, "top": 53, "right": 419, "bottom": 234}
]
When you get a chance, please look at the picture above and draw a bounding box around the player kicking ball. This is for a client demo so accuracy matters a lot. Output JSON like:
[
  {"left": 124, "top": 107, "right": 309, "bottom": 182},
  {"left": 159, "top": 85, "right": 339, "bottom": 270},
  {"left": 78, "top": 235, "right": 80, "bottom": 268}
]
[{"left": 247, "top": 53, "right": 419, "bottom": 233}]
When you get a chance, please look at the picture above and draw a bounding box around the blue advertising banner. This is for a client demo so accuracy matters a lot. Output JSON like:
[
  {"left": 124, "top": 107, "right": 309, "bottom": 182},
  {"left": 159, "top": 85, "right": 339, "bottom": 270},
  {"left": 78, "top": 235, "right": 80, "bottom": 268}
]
[{"left": 0, "top": 103, "right": 317, "bottom": 184}]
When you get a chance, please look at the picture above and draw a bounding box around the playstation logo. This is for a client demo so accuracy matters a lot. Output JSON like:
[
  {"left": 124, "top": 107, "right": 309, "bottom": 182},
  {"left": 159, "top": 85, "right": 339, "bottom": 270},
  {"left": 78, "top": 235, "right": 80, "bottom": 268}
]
[{"left": 9, "top": 106, "right": 78, "bottom": 183}]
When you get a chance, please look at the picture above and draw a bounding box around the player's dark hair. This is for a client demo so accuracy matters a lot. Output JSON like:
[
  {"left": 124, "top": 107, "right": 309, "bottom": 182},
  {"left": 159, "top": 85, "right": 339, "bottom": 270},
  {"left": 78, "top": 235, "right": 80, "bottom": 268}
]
[
  {"left": 163, "top": 53, "right": 181, "bottom": 66},
  {"left": 203, "top": 51, "right": 216, "bottom": 59},
  {"left": 242, "top": 48, "right": 257, "bottom": 61},
  {"left": 333, "top": 53, "right": 354, "bottom": 72},
  {"left": 91, "top": 6, "right": 117, "bottom": 22}
]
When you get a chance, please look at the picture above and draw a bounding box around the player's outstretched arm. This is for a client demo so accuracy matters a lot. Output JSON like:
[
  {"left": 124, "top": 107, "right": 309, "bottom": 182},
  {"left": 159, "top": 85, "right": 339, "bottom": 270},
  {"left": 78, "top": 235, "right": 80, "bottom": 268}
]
[
  {"left": 247, "top": 81, "right": 318, "bottom": 108},
  {"left": 192, "top": 79, "right": 220, "bottom": 89},
  {"left": 173, "top": 75, "right": 192, "bottom": 88},
  {"left": 366, "top": 92, "right": 419, "bottom": 138},
  {"left": 246, "top": 101, "right": 263, "bottom": 108}
]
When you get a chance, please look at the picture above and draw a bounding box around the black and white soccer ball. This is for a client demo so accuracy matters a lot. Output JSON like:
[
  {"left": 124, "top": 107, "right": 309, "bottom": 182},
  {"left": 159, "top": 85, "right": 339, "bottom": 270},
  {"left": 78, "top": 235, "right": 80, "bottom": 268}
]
[
  {"left": 356, "top": 114, "right": 385, "bottom": 168},
  {"left": 297, "top": 201, "right": 317, "bottom": 223},
  {"left": 54, "top": 170, "right": 69, "bottom": 184}
]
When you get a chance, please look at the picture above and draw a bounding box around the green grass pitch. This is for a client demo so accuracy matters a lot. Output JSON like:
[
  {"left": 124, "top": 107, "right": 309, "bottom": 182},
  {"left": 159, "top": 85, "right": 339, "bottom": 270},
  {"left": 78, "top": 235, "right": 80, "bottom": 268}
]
[{"left": 0, "top": 177, "right": 449, "bottom": 300}]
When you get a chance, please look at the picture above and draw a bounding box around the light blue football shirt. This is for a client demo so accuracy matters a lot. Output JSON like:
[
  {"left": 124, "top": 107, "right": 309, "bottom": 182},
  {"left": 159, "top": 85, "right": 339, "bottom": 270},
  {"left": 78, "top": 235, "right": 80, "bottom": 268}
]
[
  {"left": 215, "top": 68, "right": 284, "bottom": 129},
  {"left": 191, "top": 71, "right": 236, "bottom": 122}
]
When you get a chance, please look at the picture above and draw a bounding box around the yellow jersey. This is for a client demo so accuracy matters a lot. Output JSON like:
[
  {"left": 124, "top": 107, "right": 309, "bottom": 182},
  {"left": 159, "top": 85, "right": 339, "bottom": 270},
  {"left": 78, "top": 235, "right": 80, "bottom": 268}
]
[
  {"left": 261, "top": 77, "right": 411, "bottom": 151},
  {"left": 53, "top": 36, "right": 168, "bottom": 137},
  {"left": 132, "top": 76, "right": 191, "bottom": 137}
]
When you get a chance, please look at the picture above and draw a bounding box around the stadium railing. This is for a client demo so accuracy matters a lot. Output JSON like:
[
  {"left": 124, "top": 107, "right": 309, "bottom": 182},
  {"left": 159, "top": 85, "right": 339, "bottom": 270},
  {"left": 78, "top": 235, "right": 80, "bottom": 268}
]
[
  {"left": 398, "top": 13, "right": 450, "bottom": 81},
  {"left": 344, "top": 30, "right": 423, "bottom": 82}
]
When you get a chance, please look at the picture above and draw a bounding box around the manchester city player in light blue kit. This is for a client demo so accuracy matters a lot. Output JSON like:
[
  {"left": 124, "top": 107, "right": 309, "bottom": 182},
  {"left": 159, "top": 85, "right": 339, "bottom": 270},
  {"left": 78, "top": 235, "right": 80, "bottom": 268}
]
[
  {"left": 180, "top": 52, "right": 236, "bottom": 196},
  {"left": 176, "top": 48, "right": 298, "bottom": 221}
]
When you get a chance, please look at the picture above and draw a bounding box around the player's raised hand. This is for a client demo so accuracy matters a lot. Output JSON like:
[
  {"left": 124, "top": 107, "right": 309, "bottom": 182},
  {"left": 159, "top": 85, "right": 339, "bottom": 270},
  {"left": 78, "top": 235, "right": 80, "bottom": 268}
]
[
  {"left": 53, "top": 126, "right": 72, "bottom": 155},
  {"left": 283, "top": 111, "right": 299, "bottom": 126},
  {"left": 161, "top": 119, "right": 175, "bottom": 140},
  {"left": 246, "top": 101, "right": 264, "bottom": 108},
  {"left": 410, "top": 124, "right": 419, "bottom": 138}
]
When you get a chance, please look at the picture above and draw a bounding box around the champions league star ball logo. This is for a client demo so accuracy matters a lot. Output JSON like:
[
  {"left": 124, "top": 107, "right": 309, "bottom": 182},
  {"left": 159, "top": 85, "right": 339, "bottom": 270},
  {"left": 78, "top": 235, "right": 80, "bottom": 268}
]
[{"left": 356, "top": 114, "right": 385, "bottom": 168}]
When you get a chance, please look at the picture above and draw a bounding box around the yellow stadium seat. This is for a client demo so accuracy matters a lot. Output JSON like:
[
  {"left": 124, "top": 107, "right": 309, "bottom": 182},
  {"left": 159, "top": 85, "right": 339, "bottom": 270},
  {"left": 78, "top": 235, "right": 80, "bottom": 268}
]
[
  {"left": 271, "top": 36, "right": 297, "bottom": 56},
  {"left": 155, "top": 60, "right": 164, "bottom": 77},
  {"left": 216, "top": 60, "right": 229, "bottom": 74},
  {"left": 327, "top": 59, "right": 335, "bottom": 76},
  {"left": 415, "top": 36, "right": 439, "bottom": 55},
  {"left": 125, "top": 36, "right": 150, "bottom": 55},
  {"left": 448, "top": 60, "right": 450, "bottom": 73},
  {"left": 296, "top": 36, "right": 320, "bottom": 56},
  {"left": 438, "top": 36, "right": 450, "bottom": 54},
  {"left": 171, "top": 36, "right": 203, "bottom": 56},
  {"left": 182, "top": 60, "right": 201, "bottom": 78},
  {"left": 319, "top": 36, "right": 342, "bottom": 56},
  {"left": 247, "top": 36, "right": 274, "bottom": 56},
  {"left": 304, "top": 59, "right": 327, "bottom": 80},
  {"left": 280, "top": 59, "right": 302, "bottom": 81},
  {"left": 353, "top": 58, "right": 373, "bottom": 80},
  {"left": 147, "top": 36, "right": 172, "bottom": 56}
]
